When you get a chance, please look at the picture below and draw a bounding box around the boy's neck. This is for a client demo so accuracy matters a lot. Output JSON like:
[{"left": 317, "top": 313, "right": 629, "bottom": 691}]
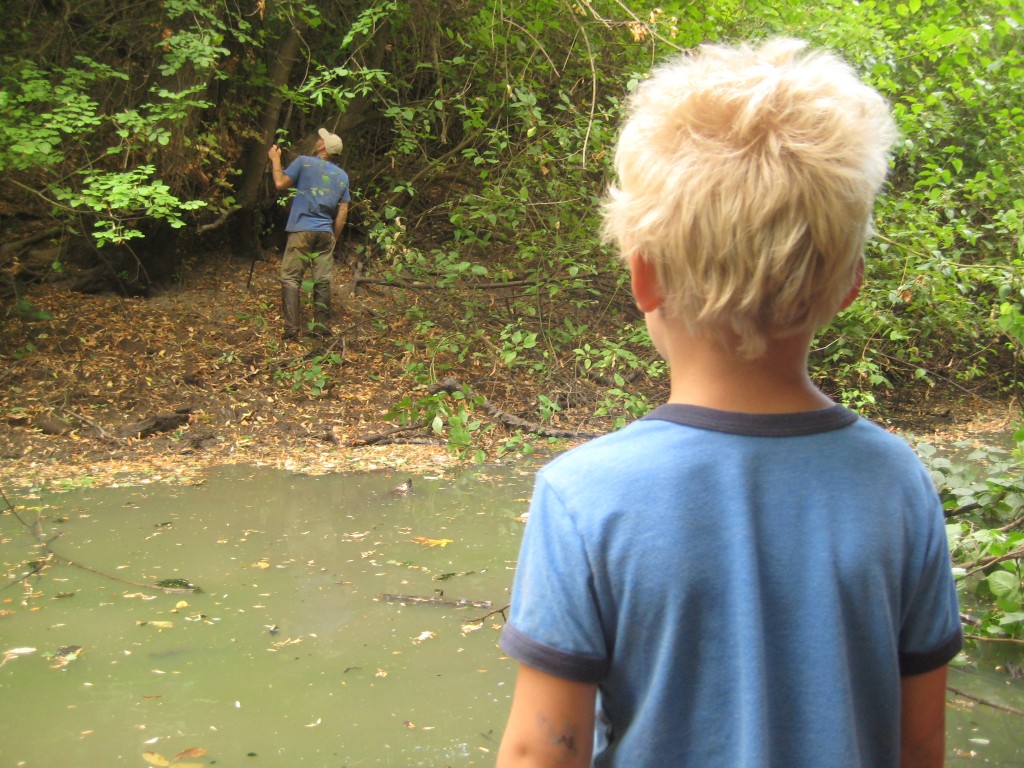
[{"left": 661, "top": 328, "right": 834, "bottom": 414}]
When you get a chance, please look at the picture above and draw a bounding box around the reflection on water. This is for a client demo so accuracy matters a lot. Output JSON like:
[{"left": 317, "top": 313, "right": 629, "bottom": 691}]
[
  {"left": 948, "top": 646, "right": 1024, "bottom": 766},
  {"left": 1, "top": 464, "right": 1022, "bottom": 766}
]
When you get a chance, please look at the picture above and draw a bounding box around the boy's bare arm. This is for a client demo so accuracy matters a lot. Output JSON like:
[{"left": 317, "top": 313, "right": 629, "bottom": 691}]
[
  {"left": 900, "top": 665, "right": 948, "bottom": 768},
  {"left": 496, "top": 663, "right": 597, "bottom": 768}
]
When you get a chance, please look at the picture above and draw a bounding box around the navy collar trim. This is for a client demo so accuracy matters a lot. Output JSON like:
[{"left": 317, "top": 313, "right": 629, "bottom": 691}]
[{"left": 640, "top": 403, "right": 858, "bottom": 437}]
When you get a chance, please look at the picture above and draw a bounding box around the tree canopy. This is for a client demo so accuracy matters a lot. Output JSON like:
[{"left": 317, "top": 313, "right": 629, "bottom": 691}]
[{"left": 2, "top": 0, "right": 1021, "bottom": 392}]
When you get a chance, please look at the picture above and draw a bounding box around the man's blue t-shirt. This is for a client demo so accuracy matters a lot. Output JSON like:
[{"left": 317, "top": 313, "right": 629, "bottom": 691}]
[
  {"left": 283, "top": 156, "right": 351, "bottom": 233},
  {"left": 500, "top": 403, "right": 962, "bottom": 767}
]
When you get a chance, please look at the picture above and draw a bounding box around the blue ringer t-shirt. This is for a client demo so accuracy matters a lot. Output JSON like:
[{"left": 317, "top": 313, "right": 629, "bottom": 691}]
[
  {"left": 501, "top": 404, "right": 962, "bottom": 767},
  {"left": 283, "top": 156, "right": 351, "bottom": 233}
]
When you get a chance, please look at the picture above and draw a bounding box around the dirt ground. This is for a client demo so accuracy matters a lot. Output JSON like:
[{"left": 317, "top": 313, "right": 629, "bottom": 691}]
[{"left": 0, "top": 255, "right": 1017, "bottom": 492}]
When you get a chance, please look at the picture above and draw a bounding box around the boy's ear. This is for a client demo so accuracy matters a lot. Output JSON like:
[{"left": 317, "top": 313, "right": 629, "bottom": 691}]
[
  {"left": 838, "top": 258, "right": 864, "bottom": 312},
  {"left": 629, "top": 252, "right": 663, "bottom": 314}
]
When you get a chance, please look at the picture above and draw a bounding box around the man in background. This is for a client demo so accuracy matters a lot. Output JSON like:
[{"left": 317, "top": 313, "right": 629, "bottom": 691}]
[{"left": 268, "top": 128, "right": 350, "bottom": 340}]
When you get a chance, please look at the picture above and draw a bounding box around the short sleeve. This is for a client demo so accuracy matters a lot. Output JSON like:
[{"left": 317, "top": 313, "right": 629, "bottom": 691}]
[
  {"left": 500, "top": 473, "right": 610, "bottom": 683},
  {"left": 898, "top": 492, "right": 963, "bottom": 676}
]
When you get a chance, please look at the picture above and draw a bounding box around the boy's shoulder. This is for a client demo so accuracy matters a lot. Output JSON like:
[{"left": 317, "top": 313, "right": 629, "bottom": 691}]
[{"left": 541, "top": 403, "right": 921, "bottom": 485}]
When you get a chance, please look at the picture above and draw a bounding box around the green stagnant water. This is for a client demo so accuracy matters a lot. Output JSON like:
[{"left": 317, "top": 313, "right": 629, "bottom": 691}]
[{"left": 1, "top": 465, "right": 1021, "bottom": 766}]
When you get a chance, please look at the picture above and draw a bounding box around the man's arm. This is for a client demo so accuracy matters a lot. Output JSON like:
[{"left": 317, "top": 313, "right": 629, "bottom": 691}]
[
  {"left": 900, "top": 665, "right": 948, "bottom": 768},
  {"left": 333, "top": 201, "right": 349, "bottom": 240},
  {"left": 267, "top": 145, "right": 293, "bottom": 191},
  {"left": 496, "top": 663, "right": 597, "bottom": 768}
]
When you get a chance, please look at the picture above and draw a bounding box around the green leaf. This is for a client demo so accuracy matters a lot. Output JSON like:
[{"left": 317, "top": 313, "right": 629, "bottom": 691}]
[{"left": 987, "top": 571, "right": 1021, "bottom": 602}]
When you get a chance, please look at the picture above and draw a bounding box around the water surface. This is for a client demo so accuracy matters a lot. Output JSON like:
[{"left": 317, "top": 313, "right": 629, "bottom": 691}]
[{"left": 2, "top": 464, "right": 1021, "bottom": 765}]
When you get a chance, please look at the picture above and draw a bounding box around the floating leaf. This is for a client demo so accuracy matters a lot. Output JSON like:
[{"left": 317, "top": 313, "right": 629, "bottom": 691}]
[
  {"left": 174, "top": 747, "right": 208, "bottom": 760},
  {"left": 138, "top": 620, "right": 174, "bottom": 630},
  {"left": 154, "top": 578, "right": 201, "bottom": 592},
  {"left": 411, "top": 536, "right": 453, "bottom": 548},
  {"left": 142, "top": 752, "right": 171, "bottom": 767}
]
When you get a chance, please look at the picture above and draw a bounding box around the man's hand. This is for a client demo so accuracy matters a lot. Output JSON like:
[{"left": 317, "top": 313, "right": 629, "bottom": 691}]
[{"left": 268, "top": 145, "right": 292, "bottom": 191}]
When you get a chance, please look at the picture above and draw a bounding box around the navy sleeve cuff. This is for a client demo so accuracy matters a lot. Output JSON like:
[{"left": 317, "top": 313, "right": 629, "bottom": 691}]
[
  {"left": 500, "top": 623, "right": 608, "bottom": 684},
  {"left": 899, "top": 627, "right": 963, "bottom": 676}
]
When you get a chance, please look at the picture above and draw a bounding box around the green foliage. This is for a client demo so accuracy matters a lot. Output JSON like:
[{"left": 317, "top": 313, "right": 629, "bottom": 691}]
[
  {"left": 53, "top": 165, "right": 205, "bottom": 246},
  {"left": 790, "top": 0, "right": 1024, "bottom": 397},
  {"left": 275, "top": 352, "right": 343, "bottom": 397},
  {"left": 385, "top": 386, "right": 490, "bottom": 460},
  {"left": 920, "top": 439, "right": 1024, "bottom": 638}
]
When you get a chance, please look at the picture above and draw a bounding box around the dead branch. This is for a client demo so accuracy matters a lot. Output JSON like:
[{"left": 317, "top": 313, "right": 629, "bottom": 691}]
[
  {"left": 465, "top": 604, "right": 510, "bottom": 624},
  {"left": 963, "top": 546, "right": 1024, "bottom": 578},
  {"left": 344, "top": 422, "right": 429, "bottom": 447},
  {"left": 376, "top": 592, "right": 493, "bottom": 609},
  {"left": 429, "top": 376, "right": 599, "bottom": 439},
  {"left": 963, "top": 634, "right": 1024, "bottom": 646},
  {"left": 62, "top": 408, "right": 127, "bottom": 444},
  {"left": 0, "top": 226, "right": 62, "bottom": 259},
  {"left": 948, "top": 686, "right": 1024, "bottom": 717},
  {"left": 116, "top": 407, "right": 192, "bottom": 439},
  {"left": 1, "top": 485, "right": 195, "bottom": 594}
]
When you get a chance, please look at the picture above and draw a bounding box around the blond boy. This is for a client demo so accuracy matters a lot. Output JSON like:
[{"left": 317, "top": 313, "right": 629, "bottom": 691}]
[{"left": 496, "top": 39, "right": 961, "bottom": 768}]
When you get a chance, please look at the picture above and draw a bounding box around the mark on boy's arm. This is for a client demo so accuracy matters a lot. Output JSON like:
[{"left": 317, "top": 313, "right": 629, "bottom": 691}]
[{"left": 537, "top": 713, "right": 581, "bottom": 761}]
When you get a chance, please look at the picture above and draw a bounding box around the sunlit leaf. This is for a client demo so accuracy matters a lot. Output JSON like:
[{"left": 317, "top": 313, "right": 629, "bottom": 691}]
[
  {"left": 174, "top": 747, "right": 208, "bottom": 760},
  {"left": 411, "top": 536, "right": 453, "bottom": 548},
  {"left": 142, "top": 752, "right": 171, "bottom": 767}
]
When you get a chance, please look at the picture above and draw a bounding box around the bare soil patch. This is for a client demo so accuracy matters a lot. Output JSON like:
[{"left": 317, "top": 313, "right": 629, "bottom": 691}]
[{"left": 0, "top": 256, "right": 1016, "bottom": 491}]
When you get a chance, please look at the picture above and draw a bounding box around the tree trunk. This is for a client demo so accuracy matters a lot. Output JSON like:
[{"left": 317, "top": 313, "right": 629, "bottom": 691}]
[
  {"left": 236, "top": 22, "right": 309, "bottom": 211},
  {"left": 229, "top": 22, "right": 309, "bottom": 267}
]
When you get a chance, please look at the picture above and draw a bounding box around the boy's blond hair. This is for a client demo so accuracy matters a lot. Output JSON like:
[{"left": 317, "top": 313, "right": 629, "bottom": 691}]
[{"left": 602, "top": 38, "right": 898, "bottom": 357}]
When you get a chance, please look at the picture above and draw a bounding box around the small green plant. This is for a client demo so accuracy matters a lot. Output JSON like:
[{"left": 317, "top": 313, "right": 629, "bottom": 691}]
[
  {"left": 385, "top": 386, "right": 489, "bottom": 459},
  {"left": 595, "top": 388, "right": 653, "bottom": 431},
  {"left": 500, "top": 325, "right": 539, "bottom": 367},
  {"left": 276, "top": 352, "right": 342, "bottom": 397}
]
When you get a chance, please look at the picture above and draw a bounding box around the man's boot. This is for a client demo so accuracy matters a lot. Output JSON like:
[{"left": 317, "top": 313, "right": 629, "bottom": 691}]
[
  {"left": 312, "top": 282, "right": 332, "bottom": 338},
  {"left": 281, "top": 285, "right": 301, "bottom": 340}
]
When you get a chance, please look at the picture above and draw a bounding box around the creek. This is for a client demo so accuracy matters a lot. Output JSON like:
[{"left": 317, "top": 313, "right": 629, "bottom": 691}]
[{"left": 1, "top": 464, "right": 1022, "bottom": 766}]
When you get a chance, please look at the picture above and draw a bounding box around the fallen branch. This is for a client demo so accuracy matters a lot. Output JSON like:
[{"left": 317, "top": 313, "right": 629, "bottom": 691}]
[
  {"left": 117, "top": 407, "right": 192, "bottom": 439},
  {"left": 948, "top": 686, "right": 1024, "bottom": 717},
  {"left": 429, "top": 376, "right": 600, "bottom": 440},
  {"left": 346, "top": 422, "right": 429, "bottom": 447},
  {"left": 62, "top": 409, "right": 127, "bottom": 444},
  {"left": 465, "top": 604, "right": 510, "bottom": 625},
  {"left": 963, "top": 546, "right": 1024, "bottom": 578},
  {"left": 1, "top": 486, "right": 195, "bottom": 594},
  {"left": 0, "top": 226, "right": 61, "bottom": 259},
  {"left": 377, "top": 593, "right": 493, "bottom": 610},
  {"left": 963, "top": 634, "right": 1024, "bottom": 646}
]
